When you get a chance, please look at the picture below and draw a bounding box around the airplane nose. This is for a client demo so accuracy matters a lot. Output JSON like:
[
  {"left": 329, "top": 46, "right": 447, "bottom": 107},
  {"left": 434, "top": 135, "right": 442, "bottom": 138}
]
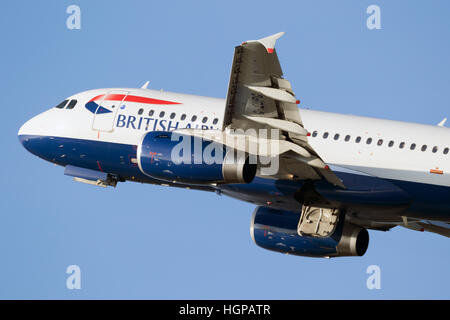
[
  {"left": 18, "top": 111, "right": 47, "bottom": 145},
  {"left": 18, "top": 109, "right": 60, "bottom": 161},
  {"left": 18, "top": 115, "right": 36, "bottom": 139},
  {"left": 18, "top": 116, "right": 44, "bottom": 155},
  {"left": 18, "top": 121, "right": 27, "bottom": 140},
  {"left": 18, "top": 111, "right": 61, "bottom": 162},
  {"left": 18, "top": 119, "right": 34, "bottom": 151}
]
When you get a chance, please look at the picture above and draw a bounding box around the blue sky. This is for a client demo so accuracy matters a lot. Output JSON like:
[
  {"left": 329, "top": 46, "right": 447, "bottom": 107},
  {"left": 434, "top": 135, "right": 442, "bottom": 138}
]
[{"left": 1, "top": 0, "right": 449, "bottom": 299}]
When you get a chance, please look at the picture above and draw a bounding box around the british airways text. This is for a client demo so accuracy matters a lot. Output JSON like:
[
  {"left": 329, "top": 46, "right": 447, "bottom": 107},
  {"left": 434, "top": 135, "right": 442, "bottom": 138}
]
[{"left": 116, "top": 114, "right": 216, "bottom": 131}]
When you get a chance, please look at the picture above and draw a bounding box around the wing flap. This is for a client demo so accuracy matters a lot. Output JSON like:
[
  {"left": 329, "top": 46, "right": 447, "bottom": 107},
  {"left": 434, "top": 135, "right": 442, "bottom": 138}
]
[
  {"left": 246, "top": 86, "right": 298, "bottom": 104},
  {"left": 242, "top": 115, "right": 308, "bottom": 136},
  {"left": 223, "top": 33, "right": 344, "bottom": 188}
]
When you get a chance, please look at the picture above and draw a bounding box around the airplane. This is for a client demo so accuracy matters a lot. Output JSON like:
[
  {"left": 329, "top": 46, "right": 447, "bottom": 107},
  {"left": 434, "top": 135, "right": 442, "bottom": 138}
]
[{"left": 18, "top": 32, "right": 450, "bottom": 258}]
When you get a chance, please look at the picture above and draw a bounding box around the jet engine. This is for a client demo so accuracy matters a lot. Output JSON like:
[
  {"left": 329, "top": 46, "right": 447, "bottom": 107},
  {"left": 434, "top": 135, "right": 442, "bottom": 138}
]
[
  {"left": 137, "top": 131, "right": 257, "bottom": 185},
  {"left": 250, "top": 206, "right": 369, "bottom": 258}
]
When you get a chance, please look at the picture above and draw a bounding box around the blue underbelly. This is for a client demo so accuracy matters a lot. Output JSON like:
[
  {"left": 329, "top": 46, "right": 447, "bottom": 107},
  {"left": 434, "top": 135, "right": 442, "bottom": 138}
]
[{"left": 19, "top": 134, "right": 450, "bottom": 219}]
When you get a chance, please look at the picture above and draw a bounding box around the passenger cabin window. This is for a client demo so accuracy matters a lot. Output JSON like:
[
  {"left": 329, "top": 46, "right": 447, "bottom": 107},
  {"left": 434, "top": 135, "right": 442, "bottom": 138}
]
[
  {"left": 159, "top": 111, "right": 165, "bottom": 118},
  {"left": 138, "top": 108, "right": 144, "bottom": 115},
  {"left": 202, "top": 117, "right": 208, "bottom": 124},
  {"left": 388, "top": 141, "right": 394, "bottom": 147},
  {"left": 444, "top": 148, "right": 449, "bottom": 155},
  {"left": 421, "top": 145, "right": 427, "bottom": 152},
  {"left": 312, "top": 131, "right": 318, "bottom": 137},
  {"left": 170, "top": 112, "right": 176, "bottom": 119},
  {"left": 399, "top": 142, "right": 405, "bottom": 149},
  {"left": 323, "top": 132, "right": 329, "bottom": 139},
  {"left": 377, "top": 139, "right": 383, "bottom": 146},
  {"left": 410, "top": 143, "right": 416, "bottom": 150},
  {"left": 149, "top": 110, "right": 154, "bottom": 116},
  {"left": 191, "top": 115, "right": 197, "bottom": 122},
  {"left": 334, "top": 134, "right": 339, "bottom": 140},
  {"left": 355, "top": 136, "right": 361, "bottom": 143},
  {"left": 213, "top": 118, "right": 218, "bottom": 125},
  {"left": 432, "top": 146, "right": 438, "bottom": 153},
  {"left": 181, "top": 114, "right": 186, "bottom": 121},
  {"left": 344, "top": 135, "right": 350, "bottom": 142},
  {"left": 366, "top": 138, "right": 372, "bottom": 145},
  {"left": 55, "top": 100, "right": 68, "bottom": 109}
]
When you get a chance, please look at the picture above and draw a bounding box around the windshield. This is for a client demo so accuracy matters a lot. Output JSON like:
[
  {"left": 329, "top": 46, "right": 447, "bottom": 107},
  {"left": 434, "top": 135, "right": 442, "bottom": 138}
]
[{"left": 55, "top": 100, "right": 68, "bottom": 109}]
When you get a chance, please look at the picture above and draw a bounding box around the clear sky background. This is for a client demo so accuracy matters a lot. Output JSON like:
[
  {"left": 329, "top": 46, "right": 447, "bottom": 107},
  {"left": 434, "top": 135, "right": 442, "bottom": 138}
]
[{"left": 1, "top": 0, "right": 449, "bottom": 299}]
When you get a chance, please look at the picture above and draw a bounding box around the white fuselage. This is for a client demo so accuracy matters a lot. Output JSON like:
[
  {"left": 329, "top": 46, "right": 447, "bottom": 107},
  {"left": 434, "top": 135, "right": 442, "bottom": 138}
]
[{"left": 19, "top": 88, "right": 450, "bottom": 189}]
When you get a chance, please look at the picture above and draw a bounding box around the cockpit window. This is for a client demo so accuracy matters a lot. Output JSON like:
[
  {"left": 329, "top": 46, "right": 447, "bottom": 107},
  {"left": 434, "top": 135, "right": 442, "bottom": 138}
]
[
  {"left": 66, "top": 99, "right": 77, "bottom": 109},
  {"left": 55, "top": 100, "right": 68, "bottom": 109}
]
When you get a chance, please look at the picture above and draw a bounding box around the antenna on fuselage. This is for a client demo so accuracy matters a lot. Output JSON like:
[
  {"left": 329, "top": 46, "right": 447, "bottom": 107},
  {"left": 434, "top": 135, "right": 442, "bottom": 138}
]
[
  {"left": 141, "top": 81, "right": 150, "bottom": 89},
  {"left": 438, "top": 118, "right": 447, "bottom": 127}
]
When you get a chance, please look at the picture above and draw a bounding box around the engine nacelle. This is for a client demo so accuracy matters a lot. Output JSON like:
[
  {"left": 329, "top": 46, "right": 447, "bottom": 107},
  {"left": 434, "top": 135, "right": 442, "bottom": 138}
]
[
  {"left": 137, "top": 131, "right": 257, "bottom": 185},
  {"left": 250, "top": 207, "right": 369, "bottom": 258}
]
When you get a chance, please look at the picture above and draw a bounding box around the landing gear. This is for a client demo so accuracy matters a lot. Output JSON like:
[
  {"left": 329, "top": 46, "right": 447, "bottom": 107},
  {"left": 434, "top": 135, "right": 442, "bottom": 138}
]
[
  {"left": 297, "top": 206, "right": 340, "bottom": 237},
  {"left": 295, "top": 181, "right": 341, "bottom": 237},
  {"left": 72, "top": 174, "right": 119, "bottom": 187}
]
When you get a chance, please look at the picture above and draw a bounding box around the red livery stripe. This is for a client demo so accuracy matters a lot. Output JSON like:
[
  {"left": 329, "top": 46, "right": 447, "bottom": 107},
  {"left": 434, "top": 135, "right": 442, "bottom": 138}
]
[{"left": 89, "top": 94, "right": 181, "bottom": 105}]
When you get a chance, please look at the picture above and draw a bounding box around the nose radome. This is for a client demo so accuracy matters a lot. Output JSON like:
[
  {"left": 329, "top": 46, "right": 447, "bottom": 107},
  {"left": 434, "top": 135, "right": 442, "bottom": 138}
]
[
  {"left": 18, "top": 117, "right": 35, "bottom": 141},
  {"left": 18, "top": 117, "right": 48, "bottom": 158},
  {"left": 18, "top": 118, "right": 34, "bottom": 151},
  {"left": 18, "top": 115, "right": 43, "bottom": 151},
  {"left": 18, "top": 108, "right": 62, "bottom": 159},
  {"left": 18, "top": 121, "right": 28, "bottom": 137},
  {"left": 18, "top": 110, "right": 49, "bottom": 140}
]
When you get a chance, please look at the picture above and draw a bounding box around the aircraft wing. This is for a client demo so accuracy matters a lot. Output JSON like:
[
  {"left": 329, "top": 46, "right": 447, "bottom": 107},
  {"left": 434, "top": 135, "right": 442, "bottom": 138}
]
[{"left": 222, "top": 32, "right": 344, "bottom": 188}]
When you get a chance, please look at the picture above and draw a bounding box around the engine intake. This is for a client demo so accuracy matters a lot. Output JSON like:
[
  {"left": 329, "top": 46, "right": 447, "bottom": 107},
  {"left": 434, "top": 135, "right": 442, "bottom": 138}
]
[
  {"left": 250, "top": 206, "right": 369, "bottom": 258},
  {"left": 137, "top": 131, "right": 257, "bottom": 185}
]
